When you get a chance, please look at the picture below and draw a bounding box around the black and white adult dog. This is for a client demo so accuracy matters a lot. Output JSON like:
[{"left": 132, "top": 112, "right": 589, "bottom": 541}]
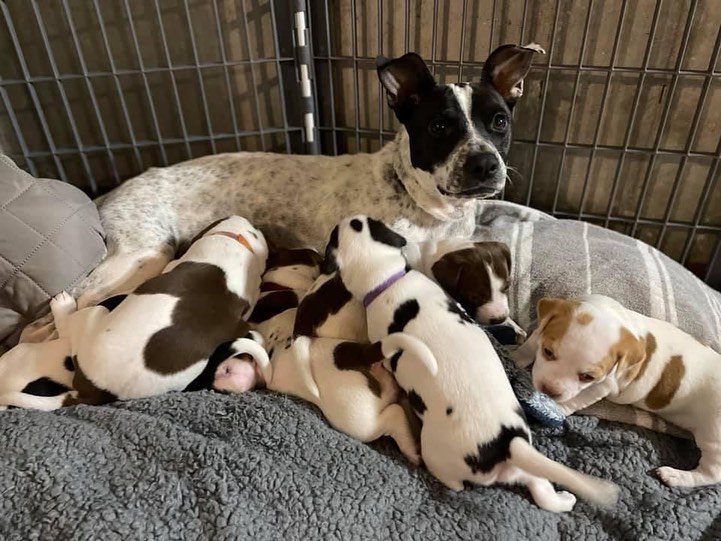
[
  {"left": 58, "top": 43, "right": 544, "bottom": 313},
  {"left": 326, "top": 215, "right": 619, "bottom": 512}
]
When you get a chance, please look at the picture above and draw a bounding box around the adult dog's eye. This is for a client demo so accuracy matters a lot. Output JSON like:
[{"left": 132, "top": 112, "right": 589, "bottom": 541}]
[
  {"left": 578, "top": 373, "right": 595, "bottom": 383},
  {"left": 542, "top": 346, "right": 556, "bottom": 360},
  {"left": 492, "top": 113, "right": 508, "bottom": 132},
  {"left": 429, "top": 119, "right": 447, "bottom": 137}
]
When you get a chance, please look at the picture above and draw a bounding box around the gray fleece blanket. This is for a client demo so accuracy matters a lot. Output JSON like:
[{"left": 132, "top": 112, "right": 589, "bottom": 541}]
[{"left": 2, "top": 388, "right": 720, "bottom": 540}]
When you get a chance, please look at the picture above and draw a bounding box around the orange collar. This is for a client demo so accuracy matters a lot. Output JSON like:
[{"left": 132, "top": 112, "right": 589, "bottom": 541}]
[{"left": 210, "top": 231, "right": 255, "bottom": 253}]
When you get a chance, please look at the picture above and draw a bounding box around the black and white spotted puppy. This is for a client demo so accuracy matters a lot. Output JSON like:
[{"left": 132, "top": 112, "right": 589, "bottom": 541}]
[
  {"left": 326, "top": 215, "right": 619, "bottom": 512},
  {"left": 49, "top": 216, "right": 272, "bottom": 405}
]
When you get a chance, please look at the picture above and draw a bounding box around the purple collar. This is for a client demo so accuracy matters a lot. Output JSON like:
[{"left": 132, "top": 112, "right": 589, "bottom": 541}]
[{"left": 363, "top": 269, "right": 407, "bottom": 308}]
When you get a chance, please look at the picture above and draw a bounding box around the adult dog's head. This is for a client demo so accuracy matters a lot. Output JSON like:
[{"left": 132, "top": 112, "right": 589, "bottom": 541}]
[{"left": 377, "top": 43, "right": 544, "bottom": 201}]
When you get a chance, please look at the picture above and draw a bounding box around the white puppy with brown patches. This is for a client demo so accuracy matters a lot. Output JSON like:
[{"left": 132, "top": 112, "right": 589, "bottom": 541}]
[
  {"left": 328, "top": 215, "right": 619, "bottom": 512},
  {"left": 49, "top": 216, "right": 271, "bottom": 405},
  {"left": 515, "top": 293, "right": 721, "bottom": 488}
]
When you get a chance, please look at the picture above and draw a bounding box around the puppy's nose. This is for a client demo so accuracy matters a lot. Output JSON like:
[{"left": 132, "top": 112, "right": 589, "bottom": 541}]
[
  {"left": 464, "top": 152, "right": 499, "bottom": 182},
  {"left": 540, "top": 384, "right": 561, "bottom": 399},
  {"left": 488, "top": 316, "right": 506, "bottom": 325}
]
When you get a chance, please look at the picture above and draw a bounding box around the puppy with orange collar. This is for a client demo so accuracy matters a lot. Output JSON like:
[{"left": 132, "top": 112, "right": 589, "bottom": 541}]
[
  {"left": 50, "top": 216, "right": 271, "bottom": 404},
  {"left": 516, "top": 293, "right": 721, "bottom": 488}
]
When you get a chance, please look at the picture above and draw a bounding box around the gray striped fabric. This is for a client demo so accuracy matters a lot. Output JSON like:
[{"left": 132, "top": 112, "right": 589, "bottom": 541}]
[{"left": 475, "top": 200, "right": 721, "bottom": 352}]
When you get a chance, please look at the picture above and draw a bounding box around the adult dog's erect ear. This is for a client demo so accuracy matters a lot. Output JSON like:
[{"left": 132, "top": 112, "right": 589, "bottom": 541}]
[
  {"left": 376, "top": 53, "right": 435, "bottom": 112},
  {"left": 482, "top": 43, "right": 545, "bottom": 105}
]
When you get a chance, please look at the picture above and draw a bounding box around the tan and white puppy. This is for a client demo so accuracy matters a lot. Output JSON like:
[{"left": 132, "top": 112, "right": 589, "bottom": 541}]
[
  {"left": 406, "top": 239, "right": 525, "bottom": 341},
  {"left": 50, "top": 216, "right": 271, "bottom": 404},
  {"left": 516, "top": 293, "right": 721, "bottom": 488},
  {"left": 328, "top": 215, "right": 618, "bottom": 512}
]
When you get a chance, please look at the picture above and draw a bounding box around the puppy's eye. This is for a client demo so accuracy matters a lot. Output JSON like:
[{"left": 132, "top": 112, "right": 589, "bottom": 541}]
[
  {"left": 501, "top": 284, "right": 510, "bottom": 293},
  {"left": 542, "top": 346, "right": 556, "bottom": 360},
  {"left": 429, "top": 119, "right": 448, "bottom": 137},
  {"left": 492, "top": 113, "right": 508, "bottom": 132},
  {"left": 578, "top": 373, "right": 595, "bottom": 383}
]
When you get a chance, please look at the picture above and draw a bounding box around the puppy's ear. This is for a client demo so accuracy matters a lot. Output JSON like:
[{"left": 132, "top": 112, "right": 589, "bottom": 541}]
[
  {"left": 614, "top": 328, "right": 650, "bottom": 382},
  {"left": 476, "top": 241, "right": 512, "bottom": 274},
  {"left": 367, "top": 217, "right": 407, "bottom": 248},
  {"left": 537, "top": 297, "right": 568, "bottom": 321},
  {"left": 322, "top": 225, "right": 339, "bottom": 274},
  {"left": 482, "top": 43, "right": 545, "bottom": 105},
  {"left": 431, "top": 255, "right": 464, "bottom": 296},
  {"left": 377, "top": 53, "right": 435, "bottom": 113}
]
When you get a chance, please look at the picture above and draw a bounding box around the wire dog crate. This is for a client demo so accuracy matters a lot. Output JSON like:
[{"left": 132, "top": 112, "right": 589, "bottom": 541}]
[{"left": 1, "top": 1, "right": 720, "bottom": 289}]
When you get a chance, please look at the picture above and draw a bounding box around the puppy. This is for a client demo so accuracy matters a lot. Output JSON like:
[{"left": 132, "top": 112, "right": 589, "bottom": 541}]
[
  {"left": 406, "top": 239, "right": 525, "bottom": 342},
  {"left": 249, "top": 248, "right": 323, "bottom": 324},
  {"left": 50, "top": 216, "right": 271, "bottom": 404},
  {"left": 327, "top": 215, "right": 619, "bottom": 512},
  {"left": 0, "top": 340, "right": 76, "bottom": 410},
  {"left": 214, "top": 307, "right": 436, "bottom": 465},
  {"left": 517, "top": 294, "right": 721, "bottom": 488}
]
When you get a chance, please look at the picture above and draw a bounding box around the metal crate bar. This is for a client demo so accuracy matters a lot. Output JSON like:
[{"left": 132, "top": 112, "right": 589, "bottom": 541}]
[
  {"left": 18, "top": 129, "right": 302, "bottom": 159},
  {"left": 549, "top": 0, "right": 597, "bottom": 214},
  {"left": 656, "top": 24, "right": 721, "bottom": 252},
  {"left": 523, "top": 0, "right": 562, "bottom": 206},
  {"left": 61, "top": 0, "right": 120, "bottom": 184},
  {"left": 628, "top": 0, "right": 698, "bottom": 238},
  {"left": 29, "top": 0, "right": 96, "bottom": 191},
  {"left": 93, "top": 0, "right": 145, "bottom": 170},
  {"left": 2, "top": 2, "right": 67, "bottom": 181}
]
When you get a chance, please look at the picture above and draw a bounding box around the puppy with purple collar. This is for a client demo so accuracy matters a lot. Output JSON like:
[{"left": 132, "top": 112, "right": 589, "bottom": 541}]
[
  {"left": 50, "top": 216, "right": 271, "bottom": 404},
  {"left": 327, "top": 215, "right": 619, "bottom": 512}
]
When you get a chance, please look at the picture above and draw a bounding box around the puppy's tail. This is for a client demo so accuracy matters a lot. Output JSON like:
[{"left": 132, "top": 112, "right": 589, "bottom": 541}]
[
  {"left": 380, "top": 333, "right": 438, "bottom": 376},
  {"left": 290, "top": 335, "right": 320, "bottom": 400},
  {"left": 508, "top": 437, "right": 619, "bottom": 508},
  {"left": 229, "top": 331, "right": 273, "bottom": 384}
]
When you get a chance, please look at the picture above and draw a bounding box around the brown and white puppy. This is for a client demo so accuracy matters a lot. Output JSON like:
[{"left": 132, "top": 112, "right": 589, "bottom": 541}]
[
  {"left": 249, "top": 248, "right": 323, "bottom": 324},
  {"left": 406, "top": 239, "right": 525, "bottom": 341},
  {"left": 516, "top": 294, "right": 721, "bottom": 488},
  {"left": 49, "top": 216, "right": 271, "bottom": 405}
]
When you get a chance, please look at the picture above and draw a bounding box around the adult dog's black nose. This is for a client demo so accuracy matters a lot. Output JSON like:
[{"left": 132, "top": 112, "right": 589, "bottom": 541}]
[{"left": 464, "top": 152, "right": 499, "bottom": 183}]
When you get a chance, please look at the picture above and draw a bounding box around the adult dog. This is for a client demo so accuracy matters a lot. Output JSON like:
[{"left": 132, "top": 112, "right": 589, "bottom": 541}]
[{"left": 63, "top": 43, "right": 545, "bottom": 311}]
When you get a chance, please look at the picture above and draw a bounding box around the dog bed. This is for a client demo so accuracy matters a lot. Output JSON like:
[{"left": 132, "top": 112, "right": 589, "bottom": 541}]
[
  {"left": 2, "top": 188, "right": 721, "bottom": 539},
  {"left": 0, "top": 155, "right": 105, "bottom": 354}
]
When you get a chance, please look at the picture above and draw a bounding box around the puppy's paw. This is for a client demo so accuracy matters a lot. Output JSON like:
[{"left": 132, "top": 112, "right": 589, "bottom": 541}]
[
  {"left": 51, "top": 291, "right": 77, "bottom": 317},
  {"left": 656, "top": 466, "right": 692, "bottom": 487}
]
